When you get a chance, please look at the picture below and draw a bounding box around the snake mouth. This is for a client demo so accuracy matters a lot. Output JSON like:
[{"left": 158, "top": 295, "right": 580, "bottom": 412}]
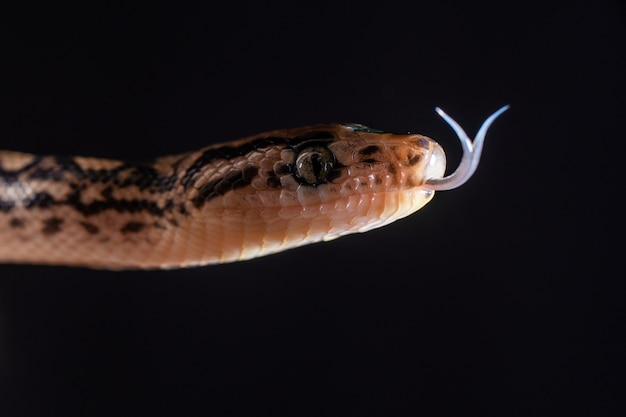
[{"left": 422, "top": 142, "right": 446, "bottom": 185}]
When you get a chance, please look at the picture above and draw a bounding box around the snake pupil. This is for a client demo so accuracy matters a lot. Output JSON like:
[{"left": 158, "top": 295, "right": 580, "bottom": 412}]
[{"left": 294, "top": 146, "right": 334, "bottom": 185}]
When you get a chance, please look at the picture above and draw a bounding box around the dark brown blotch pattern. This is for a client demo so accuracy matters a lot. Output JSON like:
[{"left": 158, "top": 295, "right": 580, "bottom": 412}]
[
  {"left": 121, "top": 221, "right": 146, "bottom": 234},
  {"left": 42, "top": 217, "right": 64, "bottom": 235},
  {"left": 9, "top": 217, "right": 24, "bottom": 228},
  {"left": 79, "top": 221, "right": 100, "bottom": 235}
]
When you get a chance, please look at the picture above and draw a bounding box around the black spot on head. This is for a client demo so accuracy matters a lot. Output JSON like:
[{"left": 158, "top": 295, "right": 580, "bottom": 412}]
[
  {"left": 42, "top": 217, "right": 64, "bottom": 235},
  {"left": 359, "top": 145, "right": 380, "bottom": 157},
  {"left": 121, "top": 221, "right": 146, "bottom": 234},
  {"left": 274, "top": 163, "right": 291, "bottom": 175},
  {"left": 79, "top": 221, "right": 100, "bottom": 235},
  {"left": 242, "top": 165, "right": 259, "bottom": 181},
  {"left": 266, "top": 176, "right": 281, "bottom": 188}
]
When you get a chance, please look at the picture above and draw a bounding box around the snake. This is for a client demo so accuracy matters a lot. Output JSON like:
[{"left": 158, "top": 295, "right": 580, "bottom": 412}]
[{"left": 0, "top": 106, "right": 508, "bottom": 269}]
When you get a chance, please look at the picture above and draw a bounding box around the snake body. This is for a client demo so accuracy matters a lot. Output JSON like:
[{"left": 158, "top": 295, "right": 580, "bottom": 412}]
[{"left": 0, "top": 107, "right": 508, "bottom": 269}]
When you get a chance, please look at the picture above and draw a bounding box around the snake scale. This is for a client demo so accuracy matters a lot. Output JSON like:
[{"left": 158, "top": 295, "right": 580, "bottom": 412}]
[{"left": 0, "top": 106, "right": 508, "bottom": 269}]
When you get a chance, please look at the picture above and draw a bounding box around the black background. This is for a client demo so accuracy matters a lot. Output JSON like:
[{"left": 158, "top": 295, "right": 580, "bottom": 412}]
[{"left": 1, "top": 1, "right": 624, "bottom": 416}]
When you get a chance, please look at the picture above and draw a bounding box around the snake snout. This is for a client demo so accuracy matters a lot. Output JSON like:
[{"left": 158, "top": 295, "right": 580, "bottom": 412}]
[{"left": 422, "top": 142, "right": 446, "bottom": 185}]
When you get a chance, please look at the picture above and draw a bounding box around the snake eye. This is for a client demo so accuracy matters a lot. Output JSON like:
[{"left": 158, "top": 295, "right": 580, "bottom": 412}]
[{"left": 294, "top": 145, "right": 335, "bottom": 185}]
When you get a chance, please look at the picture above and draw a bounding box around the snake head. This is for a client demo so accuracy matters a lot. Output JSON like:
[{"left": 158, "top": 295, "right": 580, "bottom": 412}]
[{"left": 183, "top": 106, "right": 508, "bottom": 263}]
